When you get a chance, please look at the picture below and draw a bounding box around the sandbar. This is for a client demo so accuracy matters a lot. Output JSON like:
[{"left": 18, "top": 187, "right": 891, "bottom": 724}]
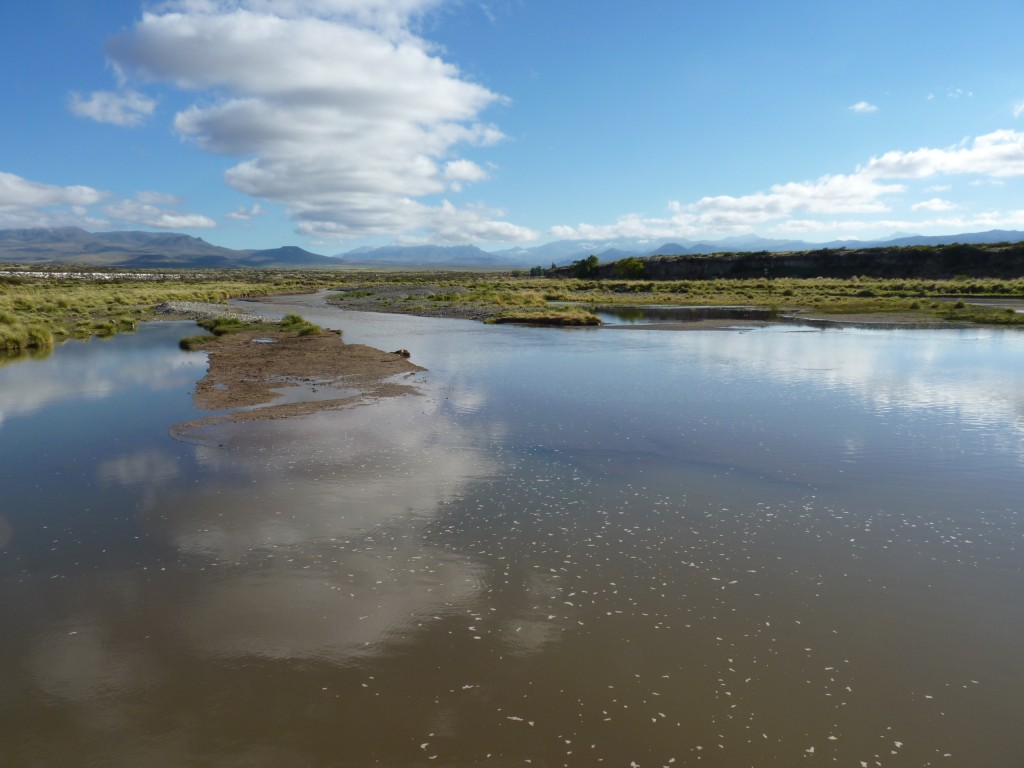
[{"left": 171, "top": 328, "right": 424, "bottom": 438}]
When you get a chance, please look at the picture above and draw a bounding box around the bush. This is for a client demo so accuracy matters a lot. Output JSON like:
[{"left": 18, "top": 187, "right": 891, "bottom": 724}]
[
  {"left": 613, "top": 257, "right": 646, "bottom": 279},
  {"left": 280, "top": 313, "right": 322, "bottom": 335}
]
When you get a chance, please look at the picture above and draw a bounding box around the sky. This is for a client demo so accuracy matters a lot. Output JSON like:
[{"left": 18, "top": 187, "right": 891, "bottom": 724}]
[{"left": 2, "top": 0, "right": 1024, "bottom": 255}]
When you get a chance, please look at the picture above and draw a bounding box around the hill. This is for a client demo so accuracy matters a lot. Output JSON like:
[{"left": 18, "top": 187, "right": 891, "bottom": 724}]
[
  {"left": 3, "top": 226, "right": 1024, "bottom": 271},
  {"left": 330, "top": 244, "right": 522, "bottom": 269},
  {"left": 0, "top": 228, "right": 338, "bottom": 268}
]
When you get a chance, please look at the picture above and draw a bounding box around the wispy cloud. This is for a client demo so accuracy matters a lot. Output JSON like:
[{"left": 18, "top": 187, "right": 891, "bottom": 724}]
[
  {"left": 849, "top": 100, "right": 878, "bottom": 113},
  {"left": 552, "top": 129, "right": 1024, "bottom": 241},
  {"left": 1014, "top": 101, "right": 1024, "bottom": 119},
  {"left": 99, "top": 0, "right": 536, "bottom": 244},
  {"left": 105, "top": 193, "right": 216, "bottom": 229},
  {"left": 225, "top": 203, "right": 263, "bottom": 221},
  {"left": 68, "top": 90, "right": 156, "bottom": 127}
]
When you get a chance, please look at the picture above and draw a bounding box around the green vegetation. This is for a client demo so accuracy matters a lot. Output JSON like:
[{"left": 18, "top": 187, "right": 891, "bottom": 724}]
[
  {"left": 280, "top": 312, "right": 322, "bottom": 335},
  {"left": 487, "top": 305, "right": 601, "bottom": 326},
  {"left": 570, "top": 255, "right": 600, "bottom": 278},
  {"left": 3, "top": 260, "right": 1024, "bottom": 363},
  {"left": 613, "top": 257, "right": 646, "bottom": 279},
  {"left": 179, "top": 312, "right": 324, "bottom": 350},
  {"left": 0, "top": 266, "right": 340, "bottom": 353},
  {"left": 323, "top": 271, "right": 1024, "bottom": 327}
]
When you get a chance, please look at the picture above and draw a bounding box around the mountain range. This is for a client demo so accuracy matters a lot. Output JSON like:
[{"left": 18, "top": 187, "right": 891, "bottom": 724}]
[
  {"left": 2, "top": 226, "right": 1024, "bottom": 270},
  {"left": 0, "top": 227, "right": 338, "bottom": 269}
]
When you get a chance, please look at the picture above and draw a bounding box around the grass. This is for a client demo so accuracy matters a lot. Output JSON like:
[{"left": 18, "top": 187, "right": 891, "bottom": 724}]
[
  {"left": 179, "top": 312, "right": 325, "bottom": 350},
  {"left": 0, "top": 266, "right": 341, "bottom": 353},
  {"left": 3, "top": 264, "right": 1024, "bottom": 360},
  {"left": 487, "top": 306, "right": 601, "bottom": 326},
  {"left": 327, "top": 271, "right": 1024, "bottom": 326}
]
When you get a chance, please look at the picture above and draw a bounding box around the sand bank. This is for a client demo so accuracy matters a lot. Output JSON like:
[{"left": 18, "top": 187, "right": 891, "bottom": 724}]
[{"left": 171, "top": 328, "right": 424, "bottom": 438}]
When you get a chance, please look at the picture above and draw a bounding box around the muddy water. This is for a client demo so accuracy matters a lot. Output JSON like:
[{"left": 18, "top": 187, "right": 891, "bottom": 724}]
[{"left": 1, "top": 302, "right": 1023, "bottom": 766}]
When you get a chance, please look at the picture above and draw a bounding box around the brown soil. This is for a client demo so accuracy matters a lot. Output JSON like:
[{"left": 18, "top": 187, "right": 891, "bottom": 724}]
[{"left": 171, "top": 329, "right": 424, "bottom": 437}]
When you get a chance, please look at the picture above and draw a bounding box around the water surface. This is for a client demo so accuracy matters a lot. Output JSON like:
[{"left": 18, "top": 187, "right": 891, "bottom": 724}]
[{"left": 1, "top": 302, "right": 1022, "bottom": 766}]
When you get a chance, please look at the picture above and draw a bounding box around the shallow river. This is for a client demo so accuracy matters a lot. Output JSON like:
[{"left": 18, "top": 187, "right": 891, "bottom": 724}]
[{"left": 1, "top": 294, "right": 1022, "bottom": 767}]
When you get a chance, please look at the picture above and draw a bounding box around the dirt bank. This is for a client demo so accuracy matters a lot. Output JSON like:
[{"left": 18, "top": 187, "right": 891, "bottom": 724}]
[{"left": 171, "top": 329, "right": 424, "bottom": 437}]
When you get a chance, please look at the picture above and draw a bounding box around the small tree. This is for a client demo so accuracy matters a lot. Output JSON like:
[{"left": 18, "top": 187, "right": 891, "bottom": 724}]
[
  {"left": 571, "top": 255, "right": 600, "bottom": 278},
  {"left": 614, "top": 257, "right": 646, "bottom": 279}
]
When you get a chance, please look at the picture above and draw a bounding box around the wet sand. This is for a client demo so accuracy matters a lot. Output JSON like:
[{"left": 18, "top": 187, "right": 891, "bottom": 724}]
[{"left": 171, "top": 328, "right": 424, "bottom": 436}]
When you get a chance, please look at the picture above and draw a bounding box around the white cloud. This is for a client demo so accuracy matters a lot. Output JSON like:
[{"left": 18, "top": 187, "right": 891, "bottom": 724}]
[
  {"left": 0, "top": 171, "right": 108, "bottom": 228},
  {"left": 103, "top": 1, "right": 535, "bottom": 243},
  {"left": 105, "top": 193, "right": 216, "bottom": 229},
  {"left": 0, "top": 171, "right": 106, "bottom": 208},
  {"left": 551, "top": 174, "right": 904, "bottom": 241},
  {"left": 136, "top": 190, "right": 180, "bottom": 206},
  {"left": 68, "top": 89, "right": 156, "bottom": 127},
  {"left": 225, "top": 203, "right": 263, "bottom": 221},
  {"left": 299, "top": 198, "right": 536, "bottom": 244},
  {"left": 911, "top": 197, "right": 956, "bottom": 212},
  {"left": 553, "top": 129, "right": 1024, "bottom": 242},
  {"left": 1014, "top": 101, "right": 1024, "bottom": 119},
  {"left": 863, "top": 130, "right": 1024, "bottom": 179},
  {"left": 849, "top": 101, "right": 878, "bottom": 113},
  {"left": 444, "top": 159, "right": 489, "bottom": 192}
]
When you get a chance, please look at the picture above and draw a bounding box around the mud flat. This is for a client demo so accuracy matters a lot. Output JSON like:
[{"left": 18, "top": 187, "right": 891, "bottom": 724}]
[{"left": 171, "top": 328, "right": 424, "bottom": 437}]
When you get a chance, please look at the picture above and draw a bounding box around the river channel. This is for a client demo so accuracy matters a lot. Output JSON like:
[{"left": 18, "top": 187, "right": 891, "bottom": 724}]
[{"left": 1, "top": 294, "right": 1022, "bottom": 766}]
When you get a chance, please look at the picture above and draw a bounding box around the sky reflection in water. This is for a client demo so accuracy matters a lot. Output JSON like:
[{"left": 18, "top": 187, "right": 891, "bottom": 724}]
[{"left": 1, "top": 307, "right": 1022, "bottom": 766}]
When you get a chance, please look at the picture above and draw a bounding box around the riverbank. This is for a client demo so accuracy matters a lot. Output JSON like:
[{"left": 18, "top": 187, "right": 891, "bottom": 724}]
[{"left": 6, "top": 269, "right": 1024, "bottom": 358}]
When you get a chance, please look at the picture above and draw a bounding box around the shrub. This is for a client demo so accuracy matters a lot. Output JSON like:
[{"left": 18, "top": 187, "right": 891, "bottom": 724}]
[{"left": 613, "top": 257, "right": 646, "bottom": 279}]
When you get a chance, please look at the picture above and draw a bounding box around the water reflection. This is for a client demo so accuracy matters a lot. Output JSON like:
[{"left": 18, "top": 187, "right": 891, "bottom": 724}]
[
  {"left": 0, "top": 344, "right": 53, "bottom": 368},
  {"left": 0, "top": 322, "right": 205, "bottom": 425},
  {"left": 595, "top": 303, "right": 777, "bottom": 325},
  {"left": 679, "top": 327, "right": 1024, "bottom": 452},
  {"left": 1, "top": 311, "right": 1023, "bottom": 766},
  {"left": 159, "top": 397, "right": 496, "bottom": 662}
]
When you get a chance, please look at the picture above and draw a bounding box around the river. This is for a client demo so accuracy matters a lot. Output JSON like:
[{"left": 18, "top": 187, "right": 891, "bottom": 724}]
[{"left": 1, "top": 294, "right": 1022, "bottom": 766}]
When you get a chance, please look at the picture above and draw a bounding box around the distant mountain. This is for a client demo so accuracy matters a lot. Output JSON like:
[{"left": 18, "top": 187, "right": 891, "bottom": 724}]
[
  {"left": 332, "top": 244, "right": 522, "bottom": 269},
  {"left": 0, "top": 227, "right": 339, "bottom": 268},
  {"left": 239, "top": 246, "right": 339, "bottom": 267},
  {"left": 493, "top": 237, "right": 668, "bottom": 266},
  {"left": 879, "top": 229, "right": 1024, "bottom": 248},
  {"left": 3, "top": 226, "right": 1024, "bottom": 270}
]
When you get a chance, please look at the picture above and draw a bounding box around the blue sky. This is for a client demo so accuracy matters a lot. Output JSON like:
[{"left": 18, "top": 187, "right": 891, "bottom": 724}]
[{"left": 2, "top": 0, "right": 1024, "bottom": 254}]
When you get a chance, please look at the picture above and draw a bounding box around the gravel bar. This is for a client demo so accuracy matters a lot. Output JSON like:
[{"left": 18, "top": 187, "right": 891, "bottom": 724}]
[{"left": 153, "top": 301, "right": 264, "bottom": 323}]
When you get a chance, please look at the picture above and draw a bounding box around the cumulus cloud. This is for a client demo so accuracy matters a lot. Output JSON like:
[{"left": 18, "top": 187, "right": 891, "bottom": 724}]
[
  {"left": 0, "top": 171, "right": 106, "bottom": 208},
  {"left": 552, "top": 173, "right": 904, "bottom": 241},
  {"left": 553, "top": 129, "right": 1024, "bottom": 241},
  {"left": 849, "top": 100, "right": 878, "bottom": 113},
  {"left": 444, "top": 159, "right": 489, "bottom": 191},
  {"left": 911, "top": 197, "right": 956, "bottom": 212},
  {"left": 68, "top": 89, "right": 156, "bottom": 126},
  {"left": 103, "top": 0, "right": 535, "bottom": 243},
  {"left": 862, "top": 130, "right": 1024, "bottom": 179},
  {"left": 105, "top": 193, "right": 216, "bottom": 229},
  {"left": 0, "top": 171, "right": 109, "bottom": 228}
]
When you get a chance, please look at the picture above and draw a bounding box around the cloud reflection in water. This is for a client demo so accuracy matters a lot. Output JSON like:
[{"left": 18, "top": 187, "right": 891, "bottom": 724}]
[{"left": 160, "top": 393, "right": 499, "bottom": 663}]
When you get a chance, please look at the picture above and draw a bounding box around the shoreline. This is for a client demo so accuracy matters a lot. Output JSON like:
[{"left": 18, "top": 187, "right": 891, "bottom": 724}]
[{"left": 318, "top": 287, "right": 1008, "bottom": 331}]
